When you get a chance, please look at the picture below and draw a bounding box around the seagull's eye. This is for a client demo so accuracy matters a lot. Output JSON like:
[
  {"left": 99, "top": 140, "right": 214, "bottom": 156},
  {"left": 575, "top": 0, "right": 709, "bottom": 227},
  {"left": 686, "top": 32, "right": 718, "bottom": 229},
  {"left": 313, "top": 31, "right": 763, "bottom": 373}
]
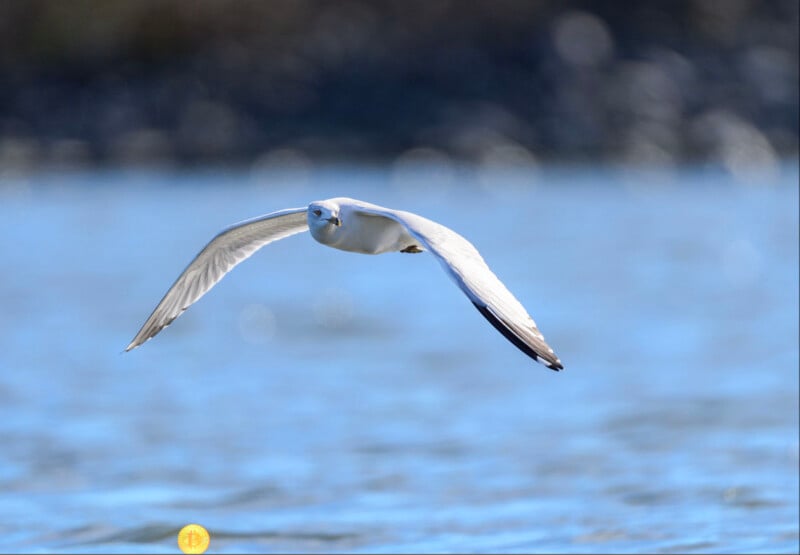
[{"left": 313, "top": 209, "right": 322, "bottom": 217}]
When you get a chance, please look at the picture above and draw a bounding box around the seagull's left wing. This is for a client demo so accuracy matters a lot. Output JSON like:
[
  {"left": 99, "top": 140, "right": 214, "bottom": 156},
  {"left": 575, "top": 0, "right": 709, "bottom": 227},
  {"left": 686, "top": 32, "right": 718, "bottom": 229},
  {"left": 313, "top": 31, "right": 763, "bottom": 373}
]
[
  {"left": 350, "top": 201, "right": 563, "bottom": 370},
  {"left": 126, "top": 207, "right": 308, "bottom": 351}
]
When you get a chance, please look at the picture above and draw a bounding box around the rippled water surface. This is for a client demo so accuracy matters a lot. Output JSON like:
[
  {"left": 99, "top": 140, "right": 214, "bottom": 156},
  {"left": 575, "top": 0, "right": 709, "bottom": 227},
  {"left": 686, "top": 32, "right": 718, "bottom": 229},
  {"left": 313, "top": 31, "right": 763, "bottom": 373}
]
[{"left": 0, "top": 166, "right": 797, "bottom": 553}]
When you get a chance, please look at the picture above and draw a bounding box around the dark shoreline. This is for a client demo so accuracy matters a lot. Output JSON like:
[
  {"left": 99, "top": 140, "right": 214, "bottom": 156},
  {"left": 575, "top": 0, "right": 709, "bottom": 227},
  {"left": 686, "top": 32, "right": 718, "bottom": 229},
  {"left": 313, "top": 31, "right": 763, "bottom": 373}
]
[{"left": 1, "top": 0, "right": 797, "bottom": 167}]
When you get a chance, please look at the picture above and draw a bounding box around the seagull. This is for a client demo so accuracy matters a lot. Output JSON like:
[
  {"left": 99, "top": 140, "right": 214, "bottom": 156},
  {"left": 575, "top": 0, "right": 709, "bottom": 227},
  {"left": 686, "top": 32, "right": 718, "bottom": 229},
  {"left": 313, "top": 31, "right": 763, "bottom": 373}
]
[{"left": 126, "top": 197, "right": 563, "bottom": 370}]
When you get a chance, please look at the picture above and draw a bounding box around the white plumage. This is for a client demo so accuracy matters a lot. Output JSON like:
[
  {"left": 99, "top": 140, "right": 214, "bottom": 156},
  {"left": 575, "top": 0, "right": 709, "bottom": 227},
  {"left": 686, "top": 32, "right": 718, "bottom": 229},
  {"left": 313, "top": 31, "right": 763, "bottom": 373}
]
[{"left": 126, "top": 197, "right": 563, "bottom": 370}]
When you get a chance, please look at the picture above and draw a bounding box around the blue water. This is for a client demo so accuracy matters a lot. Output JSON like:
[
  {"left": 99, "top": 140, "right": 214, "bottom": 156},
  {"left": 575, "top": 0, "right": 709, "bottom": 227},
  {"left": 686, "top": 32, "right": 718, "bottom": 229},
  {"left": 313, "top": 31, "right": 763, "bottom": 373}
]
[{"left": 0, "top": 165, "right": 797, "bottom": 553}]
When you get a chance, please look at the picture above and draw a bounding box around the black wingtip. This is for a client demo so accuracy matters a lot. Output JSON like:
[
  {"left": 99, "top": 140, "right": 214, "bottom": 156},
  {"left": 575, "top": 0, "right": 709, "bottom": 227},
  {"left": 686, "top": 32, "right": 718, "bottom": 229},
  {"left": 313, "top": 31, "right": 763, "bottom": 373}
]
[
  {"left": 547, "top": 360, "right": 564, "bottom": 372},
  {"left": 472, "top": 302, "right": 563, "bottom": 371}
]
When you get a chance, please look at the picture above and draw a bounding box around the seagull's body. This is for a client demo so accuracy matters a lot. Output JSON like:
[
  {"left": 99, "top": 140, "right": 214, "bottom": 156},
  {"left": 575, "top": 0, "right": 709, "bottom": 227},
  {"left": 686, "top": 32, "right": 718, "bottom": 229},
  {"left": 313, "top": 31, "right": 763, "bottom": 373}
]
[{"left": 126, "top": 197, "right": 563, "bottom": 370}]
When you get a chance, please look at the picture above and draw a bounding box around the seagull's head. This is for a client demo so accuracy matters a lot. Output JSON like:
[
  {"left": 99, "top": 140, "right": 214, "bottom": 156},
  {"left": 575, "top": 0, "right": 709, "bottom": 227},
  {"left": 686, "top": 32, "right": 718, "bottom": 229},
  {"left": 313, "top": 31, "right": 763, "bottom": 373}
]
[{"left": 308, "top": 201, "right": 342, "bottom": 242}]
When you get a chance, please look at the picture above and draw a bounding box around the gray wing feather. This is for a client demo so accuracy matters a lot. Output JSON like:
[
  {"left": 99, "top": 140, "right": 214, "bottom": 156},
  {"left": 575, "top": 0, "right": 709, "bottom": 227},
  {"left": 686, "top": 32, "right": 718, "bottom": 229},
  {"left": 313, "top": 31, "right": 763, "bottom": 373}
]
[
  {"left": 126, "top": 207, "right": 308, "bottom": 351},
  {"left": 350, "top": 201, "right": 563, "bottom": 370}
]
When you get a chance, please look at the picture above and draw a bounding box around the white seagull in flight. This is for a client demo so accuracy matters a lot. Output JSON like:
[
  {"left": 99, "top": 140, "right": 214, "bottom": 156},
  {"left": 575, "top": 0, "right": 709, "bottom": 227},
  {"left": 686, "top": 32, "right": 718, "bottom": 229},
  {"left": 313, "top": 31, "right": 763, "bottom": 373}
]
[{"left": 126, "top": 197, "right": 563, "bottom": 370}]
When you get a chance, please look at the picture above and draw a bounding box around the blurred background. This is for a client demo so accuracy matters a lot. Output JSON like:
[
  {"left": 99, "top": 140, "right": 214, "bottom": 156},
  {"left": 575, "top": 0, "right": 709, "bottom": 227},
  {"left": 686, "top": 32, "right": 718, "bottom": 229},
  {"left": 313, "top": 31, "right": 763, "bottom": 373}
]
[
  {"left": 0, "top": 0, "right": 797, "bottom": 170},
  {"left": 0, "top": 1, "right": 798, "bottom": 554}
]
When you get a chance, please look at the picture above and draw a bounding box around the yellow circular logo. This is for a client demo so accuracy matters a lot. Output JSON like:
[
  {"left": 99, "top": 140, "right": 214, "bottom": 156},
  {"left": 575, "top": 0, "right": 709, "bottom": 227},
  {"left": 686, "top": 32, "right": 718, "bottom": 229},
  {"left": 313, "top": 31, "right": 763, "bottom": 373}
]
[{"left": 178, "top": 523, "right": 210, "bottom": 554}]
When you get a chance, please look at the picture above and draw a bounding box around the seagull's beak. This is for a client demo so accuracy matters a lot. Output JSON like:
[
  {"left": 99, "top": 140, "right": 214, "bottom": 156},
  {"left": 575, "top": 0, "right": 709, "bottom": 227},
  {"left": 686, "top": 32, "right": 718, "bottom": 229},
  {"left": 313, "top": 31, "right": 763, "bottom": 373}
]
[{"left": 327, "top": 216, "right": 341, "bottom": 226}]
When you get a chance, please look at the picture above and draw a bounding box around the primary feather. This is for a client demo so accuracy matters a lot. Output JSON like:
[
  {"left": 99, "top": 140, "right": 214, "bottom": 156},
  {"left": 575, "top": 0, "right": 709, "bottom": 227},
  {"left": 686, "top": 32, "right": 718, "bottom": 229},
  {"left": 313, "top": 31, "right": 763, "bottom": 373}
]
[{"left": 125, "top": 208, "right": 307, "bottom": 351}]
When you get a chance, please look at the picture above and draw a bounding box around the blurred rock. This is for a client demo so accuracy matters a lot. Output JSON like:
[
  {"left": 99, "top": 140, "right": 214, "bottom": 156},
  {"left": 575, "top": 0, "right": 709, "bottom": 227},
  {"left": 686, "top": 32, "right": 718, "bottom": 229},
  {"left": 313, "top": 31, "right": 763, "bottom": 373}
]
[
  {"left": 391, "top": 147, "right": 455, "bottom": 191},
  {"left": 690, "top": 110, "right": 780, "bottom": 181},
  {"left": 553, "top": 10, "right": 614, "bottom": 68},
  {"left": 110, "top": 129, "right": 174, "bottom": 167},
  {"left": 251, "top": 147, "right": 313, "bottom": 188},
  {"left": 48, "top": 139, "right": 92, "bottom": 169},
  {"left": 0, "top": 137, "right": 41, "bottom": 172}
]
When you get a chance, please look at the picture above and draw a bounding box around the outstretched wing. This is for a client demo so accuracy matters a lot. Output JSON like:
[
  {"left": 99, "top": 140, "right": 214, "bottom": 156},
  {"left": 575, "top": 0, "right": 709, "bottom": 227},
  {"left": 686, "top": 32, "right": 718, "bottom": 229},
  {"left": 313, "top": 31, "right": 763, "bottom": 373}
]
[
  {"left": 126, "top": 207, "right": 308, "bottom": 351},
  {"left": 350, "top": 201, "right": 563, "bottom": 370}
]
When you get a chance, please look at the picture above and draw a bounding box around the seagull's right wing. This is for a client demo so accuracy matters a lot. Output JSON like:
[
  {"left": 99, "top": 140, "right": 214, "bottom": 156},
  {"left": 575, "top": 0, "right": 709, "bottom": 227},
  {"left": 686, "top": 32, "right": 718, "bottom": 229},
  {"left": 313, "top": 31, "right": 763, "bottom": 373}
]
[{"left": 126, "top": 207, "right": 308, "bottom": 351}]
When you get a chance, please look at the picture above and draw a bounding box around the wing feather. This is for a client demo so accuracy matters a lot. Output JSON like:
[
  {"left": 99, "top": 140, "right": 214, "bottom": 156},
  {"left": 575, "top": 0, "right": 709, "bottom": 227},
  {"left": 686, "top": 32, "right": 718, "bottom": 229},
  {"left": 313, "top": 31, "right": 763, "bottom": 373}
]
[
  {"left": 126, "top": 207, "right": 308, "bottom": 351},
  {"left": 350, "top": 201, "right": 563, "bottom": 370}
]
